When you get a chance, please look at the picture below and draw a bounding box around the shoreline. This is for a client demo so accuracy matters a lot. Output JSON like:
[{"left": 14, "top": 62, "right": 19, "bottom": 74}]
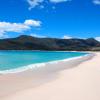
[
  {"left": 0, "top": 52, "right": 94, "bottom": 99},
  {"left": 0, "top": 52, "right": 91, "bottom": 74}
]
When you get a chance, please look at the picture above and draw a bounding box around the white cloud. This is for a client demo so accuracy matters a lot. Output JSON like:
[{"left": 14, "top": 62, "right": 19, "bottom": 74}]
[
  {"left": 26, "top": 0, "right": 71, "bottom": 10},
  {"left": 0, "top": 31, "right": 9, "bottom": 38},
  {"left": 30, "top": 33, "right": 46, "bottom": 38},
  {"left": 50, "top": 0, "right": 70, "bottom": 3},
  {"left": 24, "top": 19, "right": 41, "bottom": 27},
  {"left": 95, "top": 37, "right": 100, "bottom": 41},
  {"left": 63, "top": 35, "right": 72, "bottom": 39},
  {"left": 0, "top": 19, "right": 41, "bottom": 38},
  {"left": 93, "top": 0, "right": 100, "bottom": 5},
  {"left": 27, "top": 0, "right": 44, "bottom": 10},
  {"left": 0, "top": 22, "right": 30, "bottom": 33}
]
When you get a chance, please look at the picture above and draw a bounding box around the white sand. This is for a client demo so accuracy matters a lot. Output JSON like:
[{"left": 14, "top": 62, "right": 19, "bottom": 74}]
[{"left": 1, "top": 52, "right": 100, "bottom": 100}]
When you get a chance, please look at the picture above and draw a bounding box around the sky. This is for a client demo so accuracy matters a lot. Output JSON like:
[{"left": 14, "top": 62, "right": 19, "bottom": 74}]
[{"left": 0, "top": 0, "right": 100, "bottom": 41}]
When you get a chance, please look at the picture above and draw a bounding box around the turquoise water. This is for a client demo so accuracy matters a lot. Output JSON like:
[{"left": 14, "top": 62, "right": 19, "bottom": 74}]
[{"left": 0, "top": 51, "right": 88, "bottom": 71}]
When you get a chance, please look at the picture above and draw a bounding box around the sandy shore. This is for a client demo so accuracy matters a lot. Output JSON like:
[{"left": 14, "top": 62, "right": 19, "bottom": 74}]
[{"left": 0, "top": 52, "right": 100, "bottom": 100}]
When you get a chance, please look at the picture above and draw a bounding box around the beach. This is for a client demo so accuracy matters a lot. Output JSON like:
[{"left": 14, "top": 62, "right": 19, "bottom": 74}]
[{"left": 0, "top": 52, "right": 100, "bottom": 100}]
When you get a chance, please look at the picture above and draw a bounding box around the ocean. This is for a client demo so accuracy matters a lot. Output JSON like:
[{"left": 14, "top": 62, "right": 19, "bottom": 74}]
[{"left": 0, "top": 51, "right": 88, "bottom": 73}]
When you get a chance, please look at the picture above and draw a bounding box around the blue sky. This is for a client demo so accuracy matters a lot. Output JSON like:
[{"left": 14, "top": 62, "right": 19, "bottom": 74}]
[{"left": 0, "top": 0, "right": 100, "bottom": 41}]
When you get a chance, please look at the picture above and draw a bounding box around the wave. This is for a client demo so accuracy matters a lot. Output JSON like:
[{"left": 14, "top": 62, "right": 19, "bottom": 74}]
[{"left": 0, "top": 53, "right": 92, "bottom": 74}]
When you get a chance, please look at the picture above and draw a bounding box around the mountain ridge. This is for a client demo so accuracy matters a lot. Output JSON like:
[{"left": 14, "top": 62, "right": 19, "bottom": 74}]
[{"left": 0, "top": 35, "right": 100, "bottom": 51}]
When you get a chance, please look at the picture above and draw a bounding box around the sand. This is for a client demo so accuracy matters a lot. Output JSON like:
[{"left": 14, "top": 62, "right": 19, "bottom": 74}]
[{"left": 0, "top": 52, "right": 100, "bottom": 100}]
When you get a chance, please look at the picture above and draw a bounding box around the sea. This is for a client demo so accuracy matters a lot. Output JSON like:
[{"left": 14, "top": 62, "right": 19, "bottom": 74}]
[{"left": 0, "top": 51, "right": 88, "bottom": 74}]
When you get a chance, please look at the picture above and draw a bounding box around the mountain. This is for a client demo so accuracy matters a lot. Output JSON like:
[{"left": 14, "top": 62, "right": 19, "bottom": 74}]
[{"left": 0, "top": 35, "right": 100, "bottom": 51}]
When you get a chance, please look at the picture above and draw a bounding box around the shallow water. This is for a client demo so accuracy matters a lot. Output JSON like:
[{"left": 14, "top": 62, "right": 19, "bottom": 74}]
[{"left": 0, "top": 51, "right": 87, "bottom": 71}]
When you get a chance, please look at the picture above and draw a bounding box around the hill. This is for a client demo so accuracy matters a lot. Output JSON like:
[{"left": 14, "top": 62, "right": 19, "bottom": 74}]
[{"left": 0, "top": 35, "right": 100, "bottom": 51}]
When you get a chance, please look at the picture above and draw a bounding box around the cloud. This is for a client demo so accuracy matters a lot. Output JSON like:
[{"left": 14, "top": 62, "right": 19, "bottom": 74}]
[
  {"left": 30, "top": 33, "right": 46, "bottom": 38},
  {"left": 27, "top": 0, "right": 71, "bottom": 10},
  {"left": 50, "top": 0, "right": 70, "bottom": 3},
  {"left": 93, "top": 0, "right": 100, "bottom": 5},
  {"left": 0, "top": 31, "right": 9, "bottom": 38},
  {"left": 63, "top": 35, "right": 72, "bottom": 39},
  {"left": 27, "top": 0, "right": 44, "bottom": 10},
  {"left": 0, "top": 22, "right": 30, "bottom": 33},
  {"left": 95, "top": 37, "right": 100, "bottom": 41},
  {"left": 0, "top": 19, "right": 41, "bottom": 38},
  {"left": 24, "top": 19, "right": 41, "bottom": 27}
]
